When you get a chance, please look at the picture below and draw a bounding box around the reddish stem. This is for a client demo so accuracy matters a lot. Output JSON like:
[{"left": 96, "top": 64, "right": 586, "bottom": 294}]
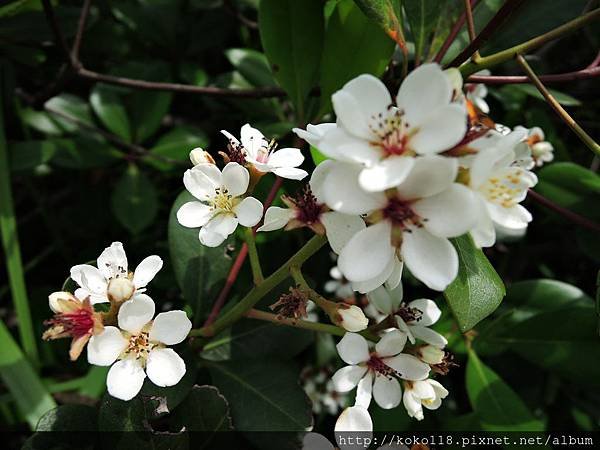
[
  {"left": 528, "top": 189, "right": 600, "bottom": 233},
  {"left": 434, "top": 0, "right": 478, "bottom": 63},
  {"left": 466, "top": 66, "right": 600, "bottom": 84}
]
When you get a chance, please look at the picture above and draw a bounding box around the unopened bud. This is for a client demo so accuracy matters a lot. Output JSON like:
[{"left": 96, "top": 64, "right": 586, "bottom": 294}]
[
  {"left": 107, "top": 277, "right": 135, "bottom": 303},
  {"left": 189, "top": 148, "right": 215, "bottom": 166},
  {"left": 417, "top": 345, "right": 445, "bottom": 365},
  {"left": 335, "top": 304, "right": 368, "bottom": 332}
]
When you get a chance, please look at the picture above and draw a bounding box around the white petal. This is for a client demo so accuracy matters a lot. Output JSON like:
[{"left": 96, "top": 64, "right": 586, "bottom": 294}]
[
  {"left": 133, "top": 255, "right": 163, "bottom": 289},
  {"left": 271, "top": 166, "right": 308, "bottom": 180},
  {"left": 367, "top": 286, "right": 393, "bottom": 315},
  {"left": 409, "top": 104, "right": 467, "bottom": 155},
  {"left": 319, "top": 127, "right": 380, "bottom": 165},
  {"left": 334, "top": 406, "right": 373, "bottom": 432},
  {"left": 70, "top": 264, "right": 107, "bottom": 296},
  {"left": 221, "top": 162, "right": 249, "bottom": 197},
  {"left": 336, "top": 332, "right": 370, "bottom": 365},
  {"left": 373, "top": 375, "right": 401, "bottom": 409},
  {"left": 87, "top": 326, "right": 128, "bottom": 366},
  {"left": 375, "top": 329, "right": 407, "bottom": 357},
  {"left": 413, "top": 184, "right": 478, "bottom": 238},
  {"left": 397, "top": 63, "right": 452, "bottom": 126},
  {"left": 97, "top": 242, "right": 128, "bottom": 279},
  {"left": 470, "top": 196, "right": 496, "bottom": 247},
  {"left": 410, "top": 325, "right": 448, "bottom": 348},
  {"left": 117, "top": 294, "right": 155, "bottom": 334},
  {"left": 332, "top": 365, "right": 368, "bottom": 392},
  {"left": 350, "top": 256, "right": 396, "bottom": 294},
  {"left": 411, "top": 379, "right": 436, "bottom": 400},
  {"left": 403, "top": 390, "right": 424, "bottom": 420},
  {"left": 488, "top": 203, "right": 532, "bottom": 230},
  {"left": 321, "top": 212, "right": 366, "bottom": 254},
  {"left": 234, "top": 196, "right": 263, "bottom": 227},
  {"left": 183, "top": 164, "right": 221, "bottom": 201},
  {"left": 149, "top": 310, "right": 192, "bottom": 345},
  {"left": 309, "top": 159, "right": 334, "bottom": 202},
  {"left": 203, "top": 214, "right": 238, "bottom": 241},
  {"left": 257, "top": 206, "right": 295, "bottom": 232},
  {"left": 385, "top": 259, "right": 403, "bottom": 291},
  {"left": 240, "top": 123, "right": 266, "bottom": 158},
  {"left": 384, "top": 354, "right": 430, "bottom": 381},
  {"left": 268, "top": 147, "right": 304, "bottom": 167},
  {"left": 338, "top": 221, "right": 394, "bottom": 283},
  {"left": 106, "top": 358, "right": 146, "bottom": 401},
  {"left": 338, "top": 305, "right": 369, "bottom": 332},
  {"left": 358, "top": 157, "right": 415, "bottom": 192},
  {"left": 401, "top": 227, "right": 458, "bottom": 291},
  {"left": 395, "top": 155, "right": 457, "bottom": 200},
  {"left": 220, "top": 129, "right": 240, "bottom": 146},
  {"left": 321, "top": 162, "right": 386, "bottom": 215},
  {"left": 429, "top": 379, "right": 449, "bottom": 398},
  {"left": 146, "top": 348, "right": 186, "bottom": 387},
  {"left": 176, "top": 201, "right": 213, "bottom": 228},
  {"left": 293, "top": 123, "right": 336, "bottom": 148},
  {"left": 407, "top": 299, "right": 441, "bottom": 326},
  {"left": 355, "top": 371, "right": 373, "bottom": 408},
  {"left": 199, "top": 227, "right": 227, "bottom": 247}
]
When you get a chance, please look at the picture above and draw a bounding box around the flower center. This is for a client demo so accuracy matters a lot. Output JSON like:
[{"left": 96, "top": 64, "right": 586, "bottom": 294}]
[
  {"left": 124, "top": 331, "right": 156, "bottom": 361},
  {"left": 479, "top": 167, "right": 532, "bottom": 208},
  {"left": 366, "top": 354, "right": 398, "bottom": 378},
  {"left": 211, "top": 187, "right": 234, "bottom": 212},
  {"left": 396, "top": 303, "right": 422, "bottom": 323},
  {"left": 288, "top": 185, "right": 324, "bottom": 225},
  {"left": 44, "top": 308, "right": 94, "bottom": 339},
  {"left": 382, "top": 197, "right": 422, "bottom": 229},
  {"left": 369, "top": 109, "right": 412, "bottom": 157}
]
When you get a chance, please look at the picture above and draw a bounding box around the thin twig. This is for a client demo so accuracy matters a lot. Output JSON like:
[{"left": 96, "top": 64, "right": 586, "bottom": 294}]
[
  {"left": 71, "top": 0, "right": 92, "bottom": 64},
  {"left": 516, "top": 54, "right": 600, "bottom": 156},
  {"left": 467, "top": 65, "right": 600, "bottom": 84},
  {"left": 463, "top": 0, "right": 480, "bottom": 61},
  {"left": 448, "top": 0, "right": 528, "bottom": 68},
  {"left": 434, "top": 0, "right": 479, "bottom": 63},
  {"left": 41, "top": 0, "right": 73, "bottom": 64},
  {"left": 528, "top": 189, "right": 600, "bottom": 233}
]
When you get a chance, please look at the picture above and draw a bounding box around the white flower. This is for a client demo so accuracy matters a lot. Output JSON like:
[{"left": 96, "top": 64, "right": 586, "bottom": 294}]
[
  {"left": 465, "top": 70, "right": 490, "bottom": 114},
  {"left": 177, "top": 162, "right": 264, "bottom": 247},
  {"left": 332, "top": 332, "right": 430, "bottom": 410},
  {"left": 298, "top": 64, "right": 467, "bottom": 192},
  {"left": 189, "top": 147, "right": 215, "bottom": 166},
  {"left": 324, "top": 265, "right": 354, "bottom": 299},
  {"left": 403, "top": 379, "right": 449, "bottom": 420},
  {"left": 466, "top": 130, "right": 538, "bottom": 248},
  {"left": 302, "top": 366, "right": 345, "bottom": 415},
  {"left": 515, "top": 126, "right": 554, "bottom": 167},
  {"left": 395, "top": 299, "right": 448, "bottom": 348},
  {"left": 336, "top": 305, "right": 369, "bottom": 332},
  {"left": 87, "top": 295, "right": 192, "bottom": 401},
  {"left": 221, "top": 124, "right": 308, "bottom": 180},
  {"left": 322, "top": 156, "right": 478, "bottom": 291},
  {"left": 70, "top": 242, "right": 162, "bottom": 305},
  {"left": 293, "top": 123, "right": 336, "bottom": 149},
  {"left": 334, "top": 405, "right": 373, "bottom": 432},
  {"left": 416, "top": 345, "right": 446, "bottom": 365}
]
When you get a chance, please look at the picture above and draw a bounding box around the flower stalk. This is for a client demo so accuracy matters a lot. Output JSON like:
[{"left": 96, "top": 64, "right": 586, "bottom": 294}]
[{"left": 244, "top": 227, "right": 264, "bottom": 284}]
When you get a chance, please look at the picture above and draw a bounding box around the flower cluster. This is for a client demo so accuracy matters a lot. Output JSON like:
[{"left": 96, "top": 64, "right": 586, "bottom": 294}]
[{"left": 42, "top": 242, "right": 191, "bottom": 401}]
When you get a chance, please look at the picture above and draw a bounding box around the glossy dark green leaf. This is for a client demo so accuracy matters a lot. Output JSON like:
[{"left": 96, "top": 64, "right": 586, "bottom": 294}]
[
  {"left": 145, "top": 125, "right": 209, "bottom": 171},
  {"left": 208, "top": 359, "right": 312, "bottom": 431},
  {"left": 444, "top": 234, "right": 505, "bottom": 332},
  {"left": 466, "top": 349, "right": 543, "bottom": 431},
  {"left": 168, "top": 190, "right": 235, "bottom": 324},
  {"left": 36, "top": 404, "right": 97, "bottom": 431},
  {"left": 51, "top": 135, "right": 119, "bottom": 169},
  {"left": 90, "top": 84, "right": 132, "bottom": 142},
  {"left": 259, "top": 0, "right": 324, "bottom": 117},
  {"left": 402, "top": 0, "right": 442, "bottom": 61},
  {"left": 111, "top": 164, "right": 159, "bottom": 234},
  {"left": 9, "top": 140, "right": 56, "bottom": 171},
  {"left": 352, "top": 0, "right": 402, "bottom": 40},
  {"left": 225, "top": 48, "right": 277, "bottom": 87},
  {"left": 512, "top": 84, "right": 581, "bottom": 107},
  {"left": 319, "top": 0, "right": 394, "bottom": 113},
  {"left": 173, "top": 385, "right": 233, "bottom": 431},
  {"left": 44, "top": 94, "right": 94, "bottom": 133}
]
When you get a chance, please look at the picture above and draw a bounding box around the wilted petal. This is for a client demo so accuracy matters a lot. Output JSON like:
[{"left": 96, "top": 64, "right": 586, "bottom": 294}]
[
  {"left": 146, "top": 348, "right": 186, "bottom": 387},
  {"left": 149, "top": 310, "right": 192, "bottom": 345},
  {"left": 106, "top": 358, "right": 146, "bottom": 401}
]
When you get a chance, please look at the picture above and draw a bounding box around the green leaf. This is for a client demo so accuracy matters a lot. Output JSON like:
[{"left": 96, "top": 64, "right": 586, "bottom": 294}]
[
  {"left": 201, "top": 320, "right": 313, "bottom": 361},
  {"left": 444, "top": 234, "right": 505, "bottom": 332},
  {"left": 0, "top": 319, "right": 56, "bottom": 429},
  {"left": 310, "top": 146, "right": 329, "bottom": 165},
  {"left": 352, "top": 0, "right": 402, "bottom": 40},
  {"left": 145, "top": 125, "right": 209, "bottom": 171},
  {"left": 111, "top": 164, "right": 159, "bottom": 234},
  {"left": 318, "top": 0, "right": 394, "bottom": 114},
  {"left": 90, "top": 84, "right": 132, "bottom": 142},
  {"left": 513, "top": 83, "right": 581, "bottom": 107},
  {"left": 173, "top": 385, "right": 233, "bottom": 431},
  {"left": 168, "top": 190, "right": 235, "bottom": 324},
  {"left": 44, "top": 94, "right": 94, "bottom": 133},
  {"left": 259, "top": 0, "right": 324, "bottom": 117},
  {"left": 51, "top": 135, "right": 119, "bottom": 169},
  {"left": 225, "top": 48, "right": 277, "bottom": 87},
  {"left": 208, "top": 360, "right": 312, "bottom": 431},
  {"left": 36, "top": 404, "right": 97, "bottom": 431},
  {"left": 466, "top": 349, "right": 543, "bottom": 431},
  {"left": 402, "top": 0, "right": 442, "bottom": 61},
  {"left": 9, "top": 140, "right": 56, "bottom": 171},
  {"left": 19, "top": 108, "right": 63, "bottom": 136}
]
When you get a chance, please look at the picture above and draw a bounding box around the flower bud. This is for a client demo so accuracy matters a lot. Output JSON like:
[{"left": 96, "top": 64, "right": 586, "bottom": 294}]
[
  {"left": 107, "top": 277, "right": 135, "bottom": 303},
  {"left": 416, "top": 344, "right": 445, "bottom": 365},
  {"left": 189, "top": 148, "right": 215, "bottom": 166},
  {"left": 335, "top": 304, "right": 368, "bottom": 332}
]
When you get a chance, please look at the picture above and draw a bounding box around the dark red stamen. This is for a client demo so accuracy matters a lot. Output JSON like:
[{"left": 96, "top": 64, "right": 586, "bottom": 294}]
[
  {"left": 45, "top": 309, "right": 94, "bottom": 338},
  {"left": 396, "top": 303, "right": 423, "bottom": 323},
  {"left": 382, "top": 197, "right": 422, "bottom": 228},
  {"left": 366, "top": 354, "right": 398, "bottom": 378},
  {"left": 287, "top": 185, "right": 325, "bottom": 225}
]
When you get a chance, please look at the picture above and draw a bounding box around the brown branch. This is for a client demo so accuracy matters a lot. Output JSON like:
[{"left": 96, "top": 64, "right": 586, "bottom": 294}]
[
  {"left": 434, "top": 0, "right": 479, "bottom": 63},
  {"left": 464, "top": 0, "right": 480, "bottom": 60},
  {"left": 466, "top": 65, "right": 600, "bottom": 84},
  {"left": 41, "top": 0, "right": 73, "bottom": 64},
  {"left": 528, "top": 189, "right": 600, "bottom": 233},
  {"left": 447, "top": 0, "right": 528, "bottom": 68},
  {"left": 71, "top": 0, "right": 92, "bottom": 64}
]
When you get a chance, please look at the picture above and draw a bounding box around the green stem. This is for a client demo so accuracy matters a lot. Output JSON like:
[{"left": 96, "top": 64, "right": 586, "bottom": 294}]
[
  {"left": 459, "top": 8, "right": 600, "bottom": 77},
  {"left": 191, "top": 234, "right": 327, "bottom": 337},
  {"left": 290, "top": 265, "right": 335, "bottom": 312},
  {"left": 0, "top": 91, "right": 39, "bottom": 364},
  {"left": 244, "top": 227, "right": 263, "bottom": 284},
  {"left": 245, "top": 308, "right": 347, "bottom": 337},
  {"left": 516, "top": 54, "right": 600, "bottom": 157}
]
